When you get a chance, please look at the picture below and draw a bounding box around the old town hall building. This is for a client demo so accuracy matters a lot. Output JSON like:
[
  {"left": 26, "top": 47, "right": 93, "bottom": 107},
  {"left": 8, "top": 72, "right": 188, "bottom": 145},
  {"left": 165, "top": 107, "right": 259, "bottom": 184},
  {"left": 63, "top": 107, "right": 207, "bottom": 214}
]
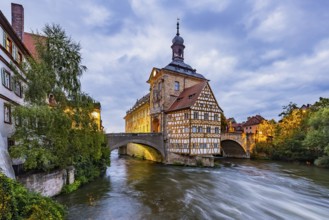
[{"left": 125, "top": 22, "right": 223, "bottom": 156}]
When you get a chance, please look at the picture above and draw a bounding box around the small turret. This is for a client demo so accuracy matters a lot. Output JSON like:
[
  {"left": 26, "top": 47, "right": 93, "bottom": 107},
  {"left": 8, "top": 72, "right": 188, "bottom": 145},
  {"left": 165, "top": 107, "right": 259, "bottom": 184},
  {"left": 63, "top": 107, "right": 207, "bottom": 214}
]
[{"left": 171, "top": 19, "right": 185, "bottom": 61}]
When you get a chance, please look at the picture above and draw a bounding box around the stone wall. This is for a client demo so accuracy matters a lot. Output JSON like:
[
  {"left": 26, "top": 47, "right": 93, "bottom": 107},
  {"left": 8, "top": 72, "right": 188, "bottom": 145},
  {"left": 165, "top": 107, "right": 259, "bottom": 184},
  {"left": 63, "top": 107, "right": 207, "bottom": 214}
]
[
  {"left": 17, "top": 167, "right": 75, "bottom": 197},
  {"left": 166, "top": 152, "right": 214, "bottom": 167}
]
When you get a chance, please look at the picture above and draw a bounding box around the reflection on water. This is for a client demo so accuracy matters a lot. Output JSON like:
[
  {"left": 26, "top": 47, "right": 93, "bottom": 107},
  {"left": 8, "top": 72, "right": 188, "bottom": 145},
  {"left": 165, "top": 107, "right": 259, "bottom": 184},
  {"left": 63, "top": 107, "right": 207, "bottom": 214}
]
[{"left": 57, "top": 151, "right": 329, "bottom": 220}]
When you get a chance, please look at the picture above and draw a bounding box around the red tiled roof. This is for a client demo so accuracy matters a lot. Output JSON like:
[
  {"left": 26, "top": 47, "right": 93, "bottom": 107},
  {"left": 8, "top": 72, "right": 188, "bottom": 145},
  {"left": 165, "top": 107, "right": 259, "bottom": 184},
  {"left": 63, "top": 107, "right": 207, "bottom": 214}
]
[
  {"left": 23, "top": 32, "right": 45, "bottom": 59},
  {"left": 243, "top": 115, "right": 264, "bottom": 126},
  {"left": 166, "top": 81, "right": 207, "bottom": 112}
]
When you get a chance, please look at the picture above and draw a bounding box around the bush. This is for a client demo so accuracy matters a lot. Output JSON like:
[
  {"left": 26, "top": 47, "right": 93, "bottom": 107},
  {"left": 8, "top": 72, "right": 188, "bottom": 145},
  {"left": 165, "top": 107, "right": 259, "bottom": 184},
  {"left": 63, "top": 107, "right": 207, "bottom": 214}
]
[
  {"left": 0, "top": 173, "right": 66, "bottom": 219},
  {"left": 314, "top": 156, "right": 329, "bottom": 168},
  {"left": 61, "top": 180, "right": 81, "bottom": 194}
]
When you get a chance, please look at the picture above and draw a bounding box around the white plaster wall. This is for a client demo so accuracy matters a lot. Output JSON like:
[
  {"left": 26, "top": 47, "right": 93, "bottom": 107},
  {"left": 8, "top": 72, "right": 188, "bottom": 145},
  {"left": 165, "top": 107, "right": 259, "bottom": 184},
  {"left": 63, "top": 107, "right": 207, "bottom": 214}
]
[{"left": 18, "top": 169, "right": 70, "bottom": 197}]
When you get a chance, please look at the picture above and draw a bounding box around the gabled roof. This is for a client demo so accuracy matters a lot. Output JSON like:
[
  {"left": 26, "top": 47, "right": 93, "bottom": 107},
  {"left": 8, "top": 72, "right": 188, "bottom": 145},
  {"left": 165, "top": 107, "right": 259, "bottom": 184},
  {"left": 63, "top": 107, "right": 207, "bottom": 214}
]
[
  {"left": 243, "top": 115, "right": 265, "bottom": 127},
  {"left": 23, "top": 32, "right": 45, "bottom": 59},
  {"left": 166, "top": 81, "right": 207, "bottom": 112}
]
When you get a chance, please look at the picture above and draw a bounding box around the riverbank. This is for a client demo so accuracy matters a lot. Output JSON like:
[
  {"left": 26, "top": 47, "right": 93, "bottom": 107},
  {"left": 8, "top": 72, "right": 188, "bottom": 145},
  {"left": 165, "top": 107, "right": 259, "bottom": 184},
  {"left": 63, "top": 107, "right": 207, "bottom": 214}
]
[{"left": 0, "top": 173, "right": 66, "bottom": 219}]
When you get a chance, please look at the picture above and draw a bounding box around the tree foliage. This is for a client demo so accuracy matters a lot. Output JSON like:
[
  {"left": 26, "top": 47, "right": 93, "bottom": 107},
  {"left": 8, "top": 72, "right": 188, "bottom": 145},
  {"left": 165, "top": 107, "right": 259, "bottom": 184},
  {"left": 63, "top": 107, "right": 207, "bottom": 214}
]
[
  {"left": 278, "top": 102, "right": 298, "bottom": 118},
  {"left": 0, "top": 173, "right": 66, "bottom": 219},
  {"left": 10, "top": 24, "right": 110, "bottom": 180},
  {"left": 24, "top": 24, "right": 86, "bottom": 105},
  {"left": 253, "top": 98, "right": 329, "bottom": 166}
]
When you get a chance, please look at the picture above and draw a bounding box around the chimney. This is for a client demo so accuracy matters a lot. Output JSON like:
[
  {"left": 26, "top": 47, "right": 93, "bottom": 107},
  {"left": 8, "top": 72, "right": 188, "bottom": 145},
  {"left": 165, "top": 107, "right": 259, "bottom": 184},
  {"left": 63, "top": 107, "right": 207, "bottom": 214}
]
[{"left": 11, "top": 3, "right": 24, "bottom": 40}]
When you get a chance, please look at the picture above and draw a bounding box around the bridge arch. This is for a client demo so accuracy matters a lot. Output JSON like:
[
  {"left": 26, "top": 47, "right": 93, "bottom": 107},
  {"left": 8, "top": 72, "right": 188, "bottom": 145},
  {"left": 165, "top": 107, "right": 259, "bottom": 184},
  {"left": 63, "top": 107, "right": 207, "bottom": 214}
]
[
  {"left": 107, "top": 133, "right": 165, "bottom": 159},
  {"left": 110, "top": 139, "right": 164, "bottom": 157},
  {"left": 221, "top": 139, "right": 248, "bottom": 158}
]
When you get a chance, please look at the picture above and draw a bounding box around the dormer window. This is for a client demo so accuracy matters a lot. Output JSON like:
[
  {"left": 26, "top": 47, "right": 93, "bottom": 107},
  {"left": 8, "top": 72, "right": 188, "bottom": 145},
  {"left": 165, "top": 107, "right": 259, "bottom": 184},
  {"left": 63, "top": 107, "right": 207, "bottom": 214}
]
[
  {"left": 177, "top": 97, "right": 183, "bottom": 102},
  {"left": 188, "top": 93, "right": 196, "bottom": 99}
]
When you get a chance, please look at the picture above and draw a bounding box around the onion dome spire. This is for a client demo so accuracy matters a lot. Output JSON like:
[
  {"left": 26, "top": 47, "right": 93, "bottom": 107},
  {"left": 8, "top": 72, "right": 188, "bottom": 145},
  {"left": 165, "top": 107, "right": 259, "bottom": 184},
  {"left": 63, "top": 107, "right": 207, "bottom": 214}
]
[{"left": 171, "top": 18, "right": 185, "bottom": 61}]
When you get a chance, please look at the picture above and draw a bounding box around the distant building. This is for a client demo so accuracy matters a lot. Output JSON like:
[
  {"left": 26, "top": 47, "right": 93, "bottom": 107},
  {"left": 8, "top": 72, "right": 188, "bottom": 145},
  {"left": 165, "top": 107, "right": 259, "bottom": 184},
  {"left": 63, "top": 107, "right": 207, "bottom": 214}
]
[
  {"left": 300, "top": 104, "right": 312, "bottom": 112},
  {"left": 0, "top": 4, "right": 30, "bottom": 149},
  {"left": 125, "top": 21, "right": 223, "bottom": 156},
  {"left": 227, "top": 117, "right": 243, "bottom": 133},
  {"left": 242, "top": 115, "right": 265, "bottom": 134},
  {"left": 125, "top": 94, "right": 150, "bottom": 133}
]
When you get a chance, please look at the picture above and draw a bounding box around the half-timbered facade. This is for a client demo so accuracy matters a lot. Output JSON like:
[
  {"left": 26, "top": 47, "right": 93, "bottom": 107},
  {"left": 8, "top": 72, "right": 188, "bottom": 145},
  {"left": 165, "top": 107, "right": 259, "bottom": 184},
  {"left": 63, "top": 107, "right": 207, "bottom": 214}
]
[
  {"left": 166, "top": 82, "right": 222, "bottom": 155},
  {"left": 125, "top": 21, "right": 224, "bottom": 156}
]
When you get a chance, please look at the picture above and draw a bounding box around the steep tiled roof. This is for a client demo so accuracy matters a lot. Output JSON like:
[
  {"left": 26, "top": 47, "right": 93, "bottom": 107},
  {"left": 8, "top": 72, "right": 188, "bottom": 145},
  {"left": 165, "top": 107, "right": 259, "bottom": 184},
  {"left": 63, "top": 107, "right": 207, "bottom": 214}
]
[
  {"left": 23, "top": 32, "right": 46, "bottom": 59},
  {"left": 166, "top": 81, "right": 207, "bottom": 112},
  {"left": 243, "top": 115, "right": 264, "bottom": 126},
  {"left": 163, "top": 60, "right": 206, "bottom": 80},
  {"left": 126, "top": 93, "right": 150, "bottom": 114}
]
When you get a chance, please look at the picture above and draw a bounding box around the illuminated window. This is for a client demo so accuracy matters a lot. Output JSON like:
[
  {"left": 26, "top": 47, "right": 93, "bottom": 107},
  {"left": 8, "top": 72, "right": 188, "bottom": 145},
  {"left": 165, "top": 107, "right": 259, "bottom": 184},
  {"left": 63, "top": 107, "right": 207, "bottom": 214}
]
[
  {"left": 174, "top": 81, "right": 180, "bottom": 91},
  {"left": 18, "top": 52, "right": 23, "bottom": 64},
  {"left": 1, "top": 69, "right": 11, "bottom": 90},
  {"left": 4, "top": 104, "right": 11, "bottom": 124},
  {"left": 6, "top": 37, "right": 12, "bottom": 55}
]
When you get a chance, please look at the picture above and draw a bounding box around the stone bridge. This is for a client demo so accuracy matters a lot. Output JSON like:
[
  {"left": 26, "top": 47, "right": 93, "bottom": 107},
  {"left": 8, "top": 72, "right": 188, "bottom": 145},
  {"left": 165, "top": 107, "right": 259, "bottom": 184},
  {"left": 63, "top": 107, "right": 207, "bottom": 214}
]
[
  {"left": 221, "top": 132, "right": 255, "bottom": 158},
  {"left": 106, "top": 132, "right": 255, "bottom": 160},
  {"left": 106, "top": 133, "right": 165, "bottom": 158}
]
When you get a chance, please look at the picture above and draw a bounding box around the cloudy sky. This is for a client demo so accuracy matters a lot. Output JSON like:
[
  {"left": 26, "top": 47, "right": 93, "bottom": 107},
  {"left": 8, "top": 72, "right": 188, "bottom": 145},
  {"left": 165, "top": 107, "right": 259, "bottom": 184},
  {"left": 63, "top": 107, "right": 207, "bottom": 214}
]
[{"left": 1, "top": 0, "right": 329, "bottom": 132}]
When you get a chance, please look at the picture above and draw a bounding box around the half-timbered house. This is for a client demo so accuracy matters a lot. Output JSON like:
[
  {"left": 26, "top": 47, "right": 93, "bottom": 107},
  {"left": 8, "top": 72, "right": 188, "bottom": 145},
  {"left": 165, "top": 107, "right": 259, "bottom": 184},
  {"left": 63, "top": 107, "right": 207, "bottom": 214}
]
[
  {"left": 125, "top": 21, "right": 223, "bottom": 157},
  {"left": 166, "top": 81, "right": 222, "bottom": 155}
]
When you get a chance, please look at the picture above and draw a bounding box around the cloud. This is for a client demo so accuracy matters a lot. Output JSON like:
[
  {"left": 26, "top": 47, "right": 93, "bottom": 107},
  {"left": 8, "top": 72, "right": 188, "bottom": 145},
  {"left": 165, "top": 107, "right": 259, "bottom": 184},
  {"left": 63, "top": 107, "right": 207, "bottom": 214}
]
[
  {"left": 80, "top": 3, "right": 112, "bottom": 27},
  {"left": 183, "top": 0, "right": 231, "bottom": 13},
  {"left": 1, "top": 0, "right": 329, "bottom": 132}
]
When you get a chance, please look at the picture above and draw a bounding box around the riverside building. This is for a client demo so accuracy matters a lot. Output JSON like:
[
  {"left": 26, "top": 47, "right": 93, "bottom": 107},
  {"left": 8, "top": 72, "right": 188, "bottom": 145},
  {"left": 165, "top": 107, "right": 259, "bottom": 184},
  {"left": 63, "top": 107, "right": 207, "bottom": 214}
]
[
  {"left": 125, "top": 21, "right": 223, "bottom": 157},
  {"left": 0, "top": 4, "right": 30, "bottom": 150}
]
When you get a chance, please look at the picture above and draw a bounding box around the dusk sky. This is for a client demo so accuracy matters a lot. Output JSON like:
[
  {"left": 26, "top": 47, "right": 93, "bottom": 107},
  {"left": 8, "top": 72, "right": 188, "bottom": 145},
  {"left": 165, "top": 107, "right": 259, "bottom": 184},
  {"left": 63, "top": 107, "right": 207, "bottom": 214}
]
[{"left": 1, "top": 0, "right": 329, "bottom": 132}]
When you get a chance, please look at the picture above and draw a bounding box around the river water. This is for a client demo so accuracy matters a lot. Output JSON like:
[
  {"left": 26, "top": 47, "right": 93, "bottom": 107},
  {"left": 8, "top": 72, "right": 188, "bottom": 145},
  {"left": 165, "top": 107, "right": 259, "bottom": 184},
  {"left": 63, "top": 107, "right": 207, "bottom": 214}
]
[{"left": 57, "top": 151, "right": 329, "bottom": 220}]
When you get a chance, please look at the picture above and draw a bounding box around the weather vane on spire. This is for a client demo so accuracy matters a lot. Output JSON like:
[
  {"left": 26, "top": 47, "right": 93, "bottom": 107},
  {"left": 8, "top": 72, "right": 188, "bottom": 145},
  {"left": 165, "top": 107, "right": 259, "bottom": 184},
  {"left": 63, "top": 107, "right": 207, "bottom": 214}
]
[{"left": 176, "top": 18, "right": 180, "bottom": 36}]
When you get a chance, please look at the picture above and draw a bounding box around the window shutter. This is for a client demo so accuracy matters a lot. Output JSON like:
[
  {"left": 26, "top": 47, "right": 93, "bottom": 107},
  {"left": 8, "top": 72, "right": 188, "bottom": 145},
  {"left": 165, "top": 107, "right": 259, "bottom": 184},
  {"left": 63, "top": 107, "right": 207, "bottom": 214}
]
[
  {"left": 2, "top": 31, "right": 6, "bottom": 48},
  {"left": 0, "top": 26, "right": 3, "bottom": 47},
  {"left": 10, "top": 76, "right": 14, "bottom": 91},
  {"left": 1, "top": 68, "right": 5, "bottom": 85},
  {"left": 13, "top": 44, "right": 17, "bottom": 60}
]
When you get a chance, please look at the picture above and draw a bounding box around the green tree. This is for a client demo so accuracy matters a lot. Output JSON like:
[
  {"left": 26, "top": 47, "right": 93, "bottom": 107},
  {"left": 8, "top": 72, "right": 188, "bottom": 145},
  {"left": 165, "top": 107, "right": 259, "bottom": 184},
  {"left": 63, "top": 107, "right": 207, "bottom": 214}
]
[
  {"left": 257, "top": 119, "right": 276, "bottom": 142},
  {"left": 10, "top": 25, "right": 110, "bottom": 180},
  {"left": 24, "top": 24, "right": 86, "bottom": 105},
  {"left": 303, "top": 107, "right": 329, "bottom": 165},
  {"left": 278, "top": 102, "right": 298, "bottom": 118},
  {"left": 220, "top": 113, "right": 228, "bottom": 132}
]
